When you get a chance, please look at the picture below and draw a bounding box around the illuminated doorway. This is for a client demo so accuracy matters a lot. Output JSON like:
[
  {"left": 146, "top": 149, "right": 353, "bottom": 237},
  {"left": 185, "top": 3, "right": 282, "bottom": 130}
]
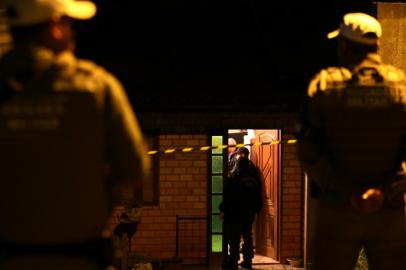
[
  {"left": 209, "top": 129, "right": 281, "bottom": 264},
  {"left": 228, "top": 129, "right": 281, "bottom": 263}
]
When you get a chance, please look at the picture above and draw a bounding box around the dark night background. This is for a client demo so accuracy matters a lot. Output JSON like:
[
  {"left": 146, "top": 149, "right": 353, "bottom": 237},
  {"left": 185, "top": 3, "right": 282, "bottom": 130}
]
[{"left": 74, "top": 0, "right": 376, "bottom": 112}]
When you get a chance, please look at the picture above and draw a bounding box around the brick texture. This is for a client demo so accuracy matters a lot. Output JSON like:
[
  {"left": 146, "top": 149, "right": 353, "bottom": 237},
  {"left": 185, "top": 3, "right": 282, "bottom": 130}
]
[
  {"left": 280, "top": 132, "right": 303, "bottom": 263},
  {"left": 135, "top": 135, "right": 207, "bottom": 259}
]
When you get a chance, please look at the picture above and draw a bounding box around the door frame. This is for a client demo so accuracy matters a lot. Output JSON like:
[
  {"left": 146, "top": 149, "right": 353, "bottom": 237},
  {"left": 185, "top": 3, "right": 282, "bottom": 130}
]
[{"left": 207, "top": 129, "right": 282, "bottom": 263}]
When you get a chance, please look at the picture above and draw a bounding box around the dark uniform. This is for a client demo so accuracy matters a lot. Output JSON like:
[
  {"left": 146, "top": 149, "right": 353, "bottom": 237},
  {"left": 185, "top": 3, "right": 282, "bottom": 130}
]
[
  {"left": 298, "top": 53, "right": 406, "bottom": 270},
  {"left": 220, "top": 151, "right": 263, "bottom": 270},
  {"left": 0, "top": 46, "right": 150, "bottom": 270}
]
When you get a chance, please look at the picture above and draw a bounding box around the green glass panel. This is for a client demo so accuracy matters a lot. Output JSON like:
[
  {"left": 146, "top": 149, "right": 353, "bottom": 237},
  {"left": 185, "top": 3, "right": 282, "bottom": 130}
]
[
  {"left": 211, "top": 156, "right": 223, "bottom": 174},
  {"left": 212, "top": 175, "right": 223, "bottom": 193},
  {"left": 211, "top": 136, "right": 223, "bottom": 154},
  {"left": 212, "top": 234, "right": 223, "bottom": 252},
  {"left": 212, "top": 214, "right": 223, "bottom": 233},
  {"left": 212, "top": 195, "right": 222, "bottom": 214}
]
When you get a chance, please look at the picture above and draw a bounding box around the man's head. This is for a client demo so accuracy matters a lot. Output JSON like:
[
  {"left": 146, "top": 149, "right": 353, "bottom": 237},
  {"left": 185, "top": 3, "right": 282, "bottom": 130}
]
[
  {"left": 327, "top": 13, "right": 381, "bottom": 65},
  {"left": 235, "top": 147, "right": 250, "bottom": 168},
  {"left": 228, "top": 138, "right": 237, "bottom": 155},
  {"left": 236, "top": 147, "right": 249, "bottom": 159},
  {"left": 5, "top": 0, "right": 97, "bottom": 53}
]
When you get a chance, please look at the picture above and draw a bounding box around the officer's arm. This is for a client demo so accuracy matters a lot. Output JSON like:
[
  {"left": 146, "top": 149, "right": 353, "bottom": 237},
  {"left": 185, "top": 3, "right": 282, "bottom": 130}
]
[
  {"left": 296, "top": 73, "right": 336, "bottom": 188},
  {"left": 104, "top": 73, "right": 150, "bottom": 211},
  {"left": 296, "top": 75, "right": 323, "bottom": 168}
]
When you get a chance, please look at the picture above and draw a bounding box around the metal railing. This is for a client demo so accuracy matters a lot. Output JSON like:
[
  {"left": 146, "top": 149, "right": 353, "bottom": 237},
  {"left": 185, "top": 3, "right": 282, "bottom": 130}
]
[{"left": 175, "top": 215, "right": 209, "bottom": 265}]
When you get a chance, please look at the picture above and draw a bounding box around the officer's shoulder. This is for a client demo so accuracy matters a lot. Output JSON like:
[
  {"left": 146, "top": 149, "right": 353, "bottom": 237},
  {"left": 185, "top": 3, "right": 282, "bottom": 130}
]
[
  {"left": 74, "top": 58, "right": 124, "bottom": 90},
  {"left": 308, "top": 67, "right": 351, "bottom": 96},
  {"left": 75, "top": 58, "right": 110, "bottom": 78},
  {"left": 378, "top": 64, "right": 406, "bottom": 82}
]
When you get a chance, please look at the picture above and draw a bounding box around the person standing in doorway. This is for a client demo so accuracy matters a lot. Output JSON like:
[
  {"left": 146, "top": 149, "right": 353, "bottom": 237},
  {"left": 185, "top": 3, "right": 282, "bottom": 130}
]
[
  {"left": 220, "top": 147, "right": 263, "bottom": 270},
  {"left": 228, "top": 137, "right": 238, "bottom": 162},
  {"left": 227, "top": 137, "right": 238, "bottom": 176}
]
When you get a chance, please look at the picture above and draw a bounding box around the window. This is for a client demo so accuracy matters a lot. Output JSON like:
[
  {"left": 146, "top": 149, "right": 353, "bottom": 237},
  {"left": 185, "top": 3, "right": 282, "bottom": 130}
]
[{"left": 210, "top": 135, "right": 224, "bottom": 252}]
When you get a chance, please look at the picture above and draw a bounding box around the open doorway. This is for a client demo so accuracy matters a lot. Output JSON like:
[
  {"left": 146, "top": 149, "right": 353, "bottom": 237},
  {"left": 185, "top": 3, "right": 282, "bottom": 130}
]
[{"left": 228, "top": 129, "right": 281, "bottom": 264}]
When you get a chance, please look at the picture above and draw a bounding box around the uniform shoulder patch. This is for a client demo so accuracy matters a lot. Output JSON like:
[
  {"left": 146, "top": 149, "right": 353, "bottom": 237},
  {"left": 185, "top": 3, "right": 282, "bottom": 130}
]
[
  {"left": 76, "top": 59, "right": 103, "bottom": 76},
  {"left": 312, "top": 67, "right": 351, "bottom": 92},
  {"left": 325, "top": 67, "right": 352, "bottom": 83}
]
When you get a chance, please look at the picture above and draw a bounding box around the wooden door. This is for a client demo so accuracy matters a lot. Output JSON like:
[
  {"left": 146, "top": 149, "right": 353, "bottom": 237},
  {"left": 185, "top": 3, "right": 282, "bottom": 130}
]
[{"left": 251, "top": 130, "right": 280, "bottom": 260}]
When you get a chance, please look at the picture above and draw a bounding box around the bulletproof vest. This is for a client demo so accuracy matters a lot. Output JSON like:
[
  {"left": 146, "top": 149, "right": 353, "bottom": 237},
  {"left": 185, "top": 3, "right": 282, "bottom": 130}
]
[
  {"left": 316, "top": 66, "right": 406, "bottom": 184},
  {"left": 0, "top": 83, "right": 110, "bottom": 243}
]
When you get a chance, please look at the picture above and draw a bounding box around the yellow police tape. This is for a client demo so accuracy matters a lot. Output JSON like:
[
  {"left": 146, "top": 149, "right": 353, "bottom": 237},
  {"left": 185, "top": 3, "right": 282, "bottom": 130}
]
[{"left": 147, "top": 139, "right": 297, "bottom": 155}]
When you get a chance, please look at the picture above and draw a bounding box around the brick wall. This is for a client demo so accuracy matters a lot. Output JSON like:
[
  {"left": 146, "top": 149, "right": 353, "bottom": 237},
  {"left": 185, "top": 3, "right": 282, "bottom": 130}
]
[
  {"left": 280, "top": 132, "right": 303, "bottom": 263},
  {"left": 133, "top": 134, "right": 208, "bottom": 259}
]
